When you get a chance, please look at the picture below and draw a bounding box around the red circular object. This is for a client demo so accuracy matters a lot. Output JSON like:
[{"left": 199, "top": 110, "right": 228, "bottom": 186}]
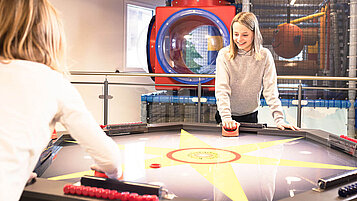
[
  {"left": 115, "top": 192, "right": 122, "bottom": 200},
  {"left": 121, "top": 192, "right": 130, "bottom": 201},
  {"left": 167, "top": 147, "right": 241, "bottom": 164},
  {"left": 69, "top": 185, "right": 76, "bottom": 194},
  {"left": 129, "top": 193, "right": 139, "bottom": 201},
  {"left": 63, "top": 184, "right": 72, "bottom": 194},
  {"left": 75, "top": 186, "right": 83, "bottom": 195},
  {"left": 148, "top": 195, "right": 159, "bottom": 201},
  {"left": 108, "top": 190, "right": 117, "bottom": 200},
  {"left": 142, "top": 195, "right": 150, "bottom": 201},
  {"left": 96, "top": 188, "right": 104, "bottom": 198},
  {"left": 88, "top": 187, "right": 97, "bottom": 197},
  {"left": 136, "top": 195, "right": 144, "bottom": 201},
  {"left": 81, "top": 186, "right": 89, "bottom": 196},
  {"left": 145, "top": 195, "right": 153, "bottom": 201},
  {"left": 272, "top": 23, "right": 304, "bottom": 59},
  {"left": 101, "top": 189, "right": 110, "bottom": 199},
  {"left": 150, "top": 163, "right": 161, "bottom": 168},
  {"left": 150, "top": 195, "right": 159, "bottom": 201}
]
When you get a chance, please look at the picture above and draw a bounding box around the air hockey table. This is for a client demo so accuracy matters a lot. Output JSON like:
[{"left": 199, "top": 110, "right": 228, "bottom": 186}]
[{"left": 21, "top": 123, "right": 357, "bottom": 201}]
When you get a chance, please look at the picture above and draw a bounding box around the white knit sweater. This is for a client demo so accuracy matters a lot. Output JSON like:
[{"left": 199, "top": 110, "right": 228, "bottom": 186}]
[
  {"left": 0, "top": 60, "right": 121, "bottom": 201},
  {"left": 215, "top": 46, "right": 284, "bottom": 126}
]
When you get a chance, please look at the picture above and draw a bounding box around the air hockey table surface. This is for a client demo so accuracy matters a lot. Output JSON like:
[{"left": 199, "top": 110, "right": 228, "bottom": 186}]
[{"left": 22, "top": 123, "right": 357, "bottom": 201}]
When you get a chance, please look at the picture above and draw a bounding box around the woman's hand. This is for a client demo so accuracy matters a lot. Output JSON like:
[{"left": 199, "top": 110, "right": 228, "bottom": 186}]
[
  {"left": 90, "top": 164, "right": 122, "bottom": 179},
  {"left": 26, "top": 172, "right": 37, "bottom": 186},
  {"left": 222, "top": 119, "right": 240, "bottom": 130},
  {"left": 277, "top": 123, "right": 300, "bottom": 131}
]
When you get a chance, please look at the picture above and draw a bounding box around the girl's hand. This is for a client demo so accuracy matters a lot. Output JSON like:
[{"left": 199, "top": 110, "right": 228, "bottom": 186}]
[
  {"left": 277, "top": 123, "right": 300, "bottom": 131},
  {"left": 222, "top": 119, "right": 240, "bottom": 130}
]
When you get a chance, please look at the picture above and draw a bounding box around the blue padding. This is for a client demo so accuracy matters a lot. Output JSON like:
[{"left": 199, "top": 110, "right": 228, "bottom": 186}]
[
  {"left": 207, "top": 97, "right": 216, "bottom": 104},
  {"left": 307, "top": 99, "right": 351, "bottom": 108},
  {"left": 152, "top": 95, "right": 171, "bottom": 103},
  {"left": 141, "top": 94, "right": 351, "bottom": 108},
  {"left": 260, "top": 99, "right": 351, "bottom": 108},
  {"left": 141, "top": 94, "right": 146, "bottom": 102},
  {"left": 172, "top": 96, "right": 179, "bottom": 103}
]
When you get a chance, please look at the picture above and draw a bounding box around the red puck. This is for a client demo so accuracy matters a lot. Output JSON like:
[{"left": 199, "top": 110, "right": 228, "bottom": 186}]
[
  {"left": 63, "top": 184, "right": 72, "bottom": 194},
  {"left": 150, "top": 163, "right": 161, "bottom": 168}
]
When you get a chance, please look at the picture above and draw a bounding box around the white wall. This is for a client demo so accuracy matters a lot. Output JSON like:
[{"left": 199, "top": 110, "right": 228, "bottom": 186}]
[{"left": 50, "top": 0, "right": 165, "bottom": 126}]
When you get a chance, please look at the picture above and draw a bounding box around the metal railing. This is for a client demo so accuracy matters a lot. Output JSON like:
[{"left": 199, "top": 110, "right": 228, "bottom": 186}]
[{"left": 69, "top": 71, "right": 357, "bottom": 129}]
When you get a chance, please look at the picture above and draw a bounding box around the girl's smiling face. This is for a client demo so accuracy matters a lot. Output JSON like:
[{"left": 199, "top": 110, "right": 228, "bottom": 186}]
[{"left": 232, "top": 22, "right": 254, "bottom": 52}]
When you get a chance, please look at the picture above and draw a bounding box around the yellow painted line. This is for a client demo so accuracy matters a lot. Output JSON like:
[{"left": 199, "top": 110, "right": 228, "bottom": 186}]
[
  {"left": 235, "top": 155, "right": 357, "bottom": 170},
  {"left": 180, "top": 129, "right": 213, "bottom": 148},
  {"left": 180, "top": 130, "right": 248, "bottom": 200},
  {"left": 53, "top": 130, "right": 355, "bottom": 201},
  {"left": 225, "top": 137, "right": 304, "bottom": 154},
  {"left": 190, "top": 163, "right": 248, "bottom": 201}
]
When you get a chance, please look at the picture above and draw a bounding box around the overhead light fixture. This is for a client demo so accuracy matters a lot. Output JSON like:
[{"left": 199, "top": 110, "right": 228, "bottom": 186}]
[{"left": 290, "top": 0, "right": 297, "bottom": 5}]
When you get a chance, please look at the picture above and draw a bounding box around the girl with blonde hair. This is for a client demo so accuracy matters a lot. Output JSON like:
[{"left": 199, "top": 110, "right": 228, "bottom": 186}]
[
  {"left": 0, "top": 1, "right": 122, "bottom": 200},
  {"left": 215, "top": 12, "right": 298, "bottom": 131}
]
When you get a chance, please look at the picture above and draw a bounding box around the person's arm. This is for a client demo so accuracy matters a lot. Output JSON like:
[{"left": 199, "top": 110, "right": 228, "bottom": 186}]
[
  {"left": 55, "top": 77, "right": 121, "bottom": 178},
  {"left": 261, "top": 51, "right": 285, "bottom": 126},
  {"left": 215, "top": 50, "right": 232, "bottom": 122},
  {"left": 262, "top": 51, "right": 299, "bottom": 130}
]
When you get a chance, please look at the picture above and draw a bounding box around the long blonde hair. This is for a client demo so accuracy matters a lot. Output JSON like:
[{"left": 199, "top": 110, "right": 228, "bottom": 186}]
[
  {"left": 229, "top": 12, "right": 263, "bottom": 60},
  {"left": 0, "top": 0, "right": 67, "bottom": 74}
]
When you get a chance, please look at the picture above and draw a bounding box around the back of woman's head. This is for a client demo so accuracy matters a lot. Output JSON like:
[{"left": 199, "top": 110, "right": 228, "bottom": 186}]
[
  {"left": 229, "top": 12, "right": 263, "bottom": 60},
  {"left": 0, "top": 0, "right": 67, "bottom": 73}
]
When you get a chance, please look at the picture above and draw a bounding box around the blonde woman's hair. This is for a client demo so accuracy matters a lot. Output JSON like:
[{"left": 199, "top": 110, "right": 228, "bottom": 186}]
[
  {"left": 0, "top": 0, "right": 67, "bottom": 74},
  {"left": 229, "top": 12, "right": 263, "bottom": 60}
]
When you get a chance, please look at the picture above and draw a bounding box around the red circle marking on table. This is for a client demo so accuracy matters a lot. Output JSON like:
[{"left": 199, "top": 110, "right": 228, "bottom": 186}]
[{"left": 166, "top": 147, "right": 241, "bottom": 164}]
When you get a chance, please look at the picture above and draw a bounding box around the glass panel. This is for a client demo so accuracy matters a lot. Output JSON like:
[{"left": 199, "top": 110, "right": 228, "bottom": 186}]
[{"left": 126, "top": 4, "right": 154, "bottom": 71}]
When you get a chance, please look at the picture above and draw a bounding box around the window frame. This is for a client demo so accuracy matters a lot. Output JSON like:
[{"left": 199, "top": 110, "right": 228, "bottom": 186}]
[{"left": 124, "top": 0, "right": 156, "bottom": 72}]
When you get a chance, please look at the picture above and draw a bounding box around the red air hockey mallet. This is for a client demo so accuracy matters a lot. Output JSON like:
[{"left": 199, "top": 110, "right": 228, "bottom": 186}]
[
  {"left": 94, "top": 170, "right": 124, "bottom": 180},
  {"left": 222, "top": 122, "right": 239, "bottom": 137}
]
